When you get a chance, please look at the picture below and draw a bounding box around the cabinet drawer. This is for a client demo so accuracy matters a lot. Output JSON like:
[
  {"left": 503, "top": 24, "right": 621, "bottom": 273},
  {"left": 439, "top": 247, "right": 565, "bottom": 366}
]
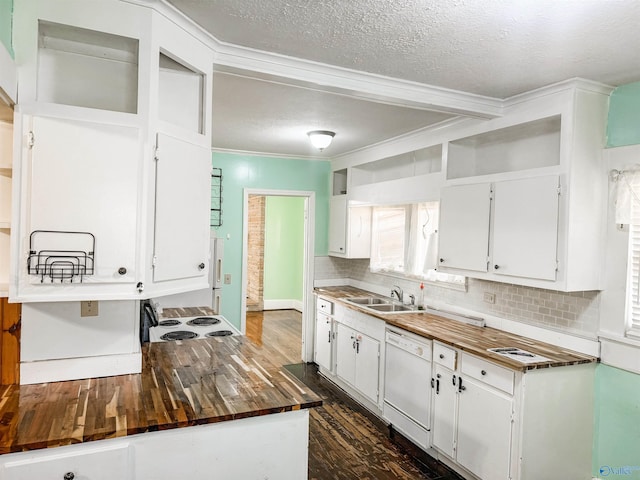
[
  {"left": 317, "top": 298, "right": 334, "bottom": 315},
  {"left": 2, "top": 443, "right": 130, "bottom": 479},
  {"left": 433, "top": 342, "right": 457, "bottom": 370},
  {"left": 461, "top": 352, "right": 514, "bottom": 395}
]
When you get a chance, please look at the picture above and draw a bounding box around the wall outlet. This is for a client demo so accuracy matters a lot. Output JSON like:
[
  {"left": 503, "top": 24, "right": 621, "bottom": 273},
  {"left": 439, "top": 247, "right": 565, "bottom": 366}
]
[
  {"left": 483, "top": 292, "right": 496, "bottom": 304},
  {"left": 224, "top": 273, "right": 232, "bottom": 284},
  {"left": 81, "top": 301, "right": 99, "bottom": 317}
]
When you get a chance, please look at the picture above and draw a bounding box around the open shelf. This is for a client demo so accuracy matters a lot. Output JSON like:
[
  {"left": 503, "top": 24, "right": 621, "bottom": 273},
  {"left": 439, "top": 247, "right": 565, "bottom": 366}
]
[
  {"left": 351, "top": 145, "right": 442, "bottom": 187},
  {"left": 333, "top": 169, "right": 347, "bottom": 196},
  {"left": 37, "top": 21, "right": 139, "bottom": 113},
  {"left": 447, "top": 116, "right": 561, "bottom": 179},
  {"left": 159, "top": 52, "right": 205, "bottom": 134}
]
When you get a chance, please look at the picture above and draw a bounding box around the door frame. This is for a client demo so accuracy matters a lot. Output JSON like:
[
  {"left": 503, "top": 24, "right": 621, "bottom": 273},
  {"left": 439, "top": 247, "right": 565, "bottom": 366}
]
[{"left": 242, "top": 188, "right": 316, "bottom": 362}]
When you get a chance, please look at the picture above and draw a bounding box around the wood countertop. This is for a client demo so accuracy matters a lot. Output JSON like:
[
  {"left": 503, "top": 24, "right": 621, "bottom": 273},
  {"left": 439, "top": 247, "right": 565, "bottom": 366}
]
[
  {"left": 0, "top": 334, "right": 322, "bottom": 455},
  {"left": 315, "top": 286, "right": 597, "bottom": 372}
]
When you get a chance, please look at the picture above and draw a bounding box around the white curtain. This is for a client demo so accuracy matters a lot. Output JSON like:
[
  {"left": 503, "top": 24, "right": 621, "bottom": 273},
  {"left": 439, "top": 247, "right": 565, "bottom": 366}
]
[{"left": 613, "top": 167, "right": 640, "bottom": 224}]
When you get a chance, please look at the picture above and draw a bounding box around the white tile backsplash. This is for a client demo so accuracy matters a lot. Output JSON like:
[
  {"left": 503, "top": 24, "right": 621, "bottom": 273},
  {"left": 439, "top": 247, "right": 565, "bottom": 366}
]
[{"left": 315, "top": 256, "right": 600, "bottom": 338}]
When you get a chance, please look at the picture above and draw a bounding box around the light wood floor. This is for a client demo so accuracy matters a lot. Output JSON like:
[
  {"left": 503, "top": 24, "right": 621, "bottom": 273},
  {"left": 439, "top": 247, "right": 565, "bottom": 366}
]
[{"left": 246, "top": 309, "right": 464, "bottom": 480}]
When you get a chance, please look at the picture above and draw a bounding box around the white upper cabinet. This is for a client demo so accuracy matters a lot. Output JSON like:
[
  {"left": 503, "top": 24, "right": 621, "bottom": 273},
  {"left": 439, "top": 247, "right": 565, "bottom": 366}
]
[
  {"left": 10, "top": 0, "right": 214, "bottom": 302},
  {"left": 492, "top": 176, "right": 559, "bottom": 281},
  {"left": 437, "top": 83, "right": 611, "bottom": 291},
  {"left": 438, "top": 183, "right": 491, "bottom": 272}
]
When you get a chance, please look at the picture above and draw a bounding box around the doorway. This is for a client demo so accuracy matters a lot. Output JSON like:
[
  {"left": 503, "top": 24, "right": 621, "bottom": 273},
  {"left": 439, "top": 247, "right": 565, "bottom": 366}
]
[{"left": 241, "top": 189, "right": 316, "bottom": 363}]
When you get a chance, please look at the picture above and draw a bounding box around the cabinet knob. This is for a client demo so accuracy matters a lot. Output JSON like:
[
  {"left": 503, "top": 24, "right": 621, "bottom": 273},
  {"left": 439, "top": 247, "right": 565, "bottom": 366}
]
[
  {"left": 439, "top": 354, "right": 445, "bottom": 359},
  {"left": 481, "top": 370, "right": 487, "bottom": 376},
  {"left": 136, "top": 282, "right": 144, "bottom": 293},
  {"left": 439, "top": 258, "right": 444, "bottom": 263},
  {"left": 64, "top": 473, "right": 75, "bottom": 480},
  {"left": 460, "top": 385, "right": 466, "bottom": 391},
  {"left": 494, "top": 264, "right": 500, "bottom": 270},
  {"left": 118, "top": 267, "right": 127, "bottom": 275},
  {"left": 198, "top": 262, "right": 206, "bottom": 270}
]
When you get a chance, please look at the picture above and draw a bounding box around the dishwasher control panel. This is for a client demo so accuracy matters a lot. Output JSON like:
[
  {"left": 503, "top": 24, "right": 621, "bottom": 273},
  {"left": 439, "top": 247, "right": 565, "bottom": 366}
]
[{"left": 385, "top": 329, "right": 431, "bottom": 360}]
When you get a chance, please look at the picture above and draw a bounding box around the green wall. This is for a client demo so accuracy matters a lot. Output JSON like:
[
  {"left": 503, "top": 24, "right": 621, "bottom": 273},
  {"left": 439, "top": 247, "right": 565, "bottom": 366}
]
[
  {"left": 212, "top": 152, "right": 330, "bottom": 328},
  {"left": 0, "top": 0, "right": 13, "bottom": 58},
  {"left": 593, "top": 82, "right": 640, "bottom": 477},
  {"left": 263, "top": 196, "right": 304, "bottom": 302},
  {"left": 607, "top": 81, "right": 640, "bottom": 147},
  {"left": 593, "top": 365, "right": 640, "bottom": 478}
]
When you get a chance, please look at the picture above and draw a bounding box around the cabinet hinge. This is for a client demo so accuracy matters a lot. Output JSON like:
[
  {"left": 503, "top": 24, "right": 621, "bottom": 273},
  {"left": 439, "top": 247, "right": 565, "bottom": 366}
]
[
  {"left": 152, "top": 255, "right": 158, "bottom": 268},
  {"left": 154, "top": 146, "right": 160, "bottom": 161},
  {"left": 557, "top": 185, "right": 562, "bottom": 196},
  {"left": 28, "top": 131, "right": 35, "bottom": 148},
  {"left": 556, "top": 259, "right": 560, "bottom": 272}
]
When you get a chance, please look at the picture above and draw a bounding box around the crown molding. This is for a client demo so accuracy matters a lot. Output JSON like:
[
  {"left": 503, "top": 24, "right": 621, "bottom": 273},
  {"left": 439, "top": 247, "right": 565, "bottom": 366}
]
[
  {"left": 123, "top": 0, "right": 504, "bottom": 119},
  {"left": 211, "top": 147, "right": 330, "bottom": 162}
]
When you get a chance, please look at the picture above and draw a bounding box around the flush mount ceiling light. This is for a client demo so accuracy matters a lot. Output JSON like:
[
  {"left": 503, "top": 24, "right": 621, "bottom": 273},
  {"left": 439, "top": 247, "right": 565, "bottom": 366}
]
[{"left": 307, "top": 130, "right": 335, "bottom": 151}]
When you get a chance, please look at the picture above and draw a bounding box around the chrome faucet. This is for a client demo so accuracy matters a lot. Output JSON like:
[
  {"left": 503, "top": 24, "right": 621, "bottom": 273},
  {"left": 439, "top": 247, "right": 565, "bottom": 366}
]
[{"left": 391, "top": 285, "right": 403, "bottom": 303}]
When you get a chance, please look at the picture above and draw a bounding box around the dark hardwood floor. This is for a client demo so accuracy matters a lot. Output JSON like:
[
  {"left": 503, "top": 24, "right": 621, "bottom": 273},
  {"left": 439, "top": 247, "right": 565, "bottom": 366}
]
[{"left": 247, "top": 309, "right": 465, "bottom": 480}]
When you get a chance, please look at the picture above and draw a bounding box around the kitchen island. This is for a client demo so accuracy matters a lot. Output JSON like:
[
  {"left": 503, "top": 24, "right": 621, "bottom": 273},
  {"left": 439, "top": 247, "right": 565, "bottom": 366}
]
[{"left": 0, "top": 334, "right": 322, "bottom": 479}]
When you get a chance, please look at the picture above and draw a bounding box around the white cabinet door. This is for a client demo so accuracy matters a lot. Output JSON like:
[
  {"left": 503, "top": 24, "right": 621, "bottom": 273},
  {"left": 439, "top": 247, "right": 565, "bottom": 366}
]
[
  {"left": 346, "top": 206, "right": 371, "bottom": 258},
  {"left": 328, "top": 195, "right": 347, "bottom": 255},
  {"left": 315, "top": 312, "right": 332, "bottom": 371},
  {"left": 153, "top": 133, "right": 211, "bottom": 283},
  {"left": 457, "top": 376, "right": 513, "bottom": 480},
  {"left": 492, "top": 176, "right": 559, "bottom": 281},
  {"left": 431, "top": 364, "right": 457, "bottom": 458},
  {"left": 354, "top": 331, "right": 379, "bottom": 403},
  {"left": 438, "top": 183, "right": 491, "bottom": 272},
  {"left": 27, "top": 116, "right": 139, "bottom": 285},
  {"left": 336, "top": 322, "right": 356, "bottom": 386}
]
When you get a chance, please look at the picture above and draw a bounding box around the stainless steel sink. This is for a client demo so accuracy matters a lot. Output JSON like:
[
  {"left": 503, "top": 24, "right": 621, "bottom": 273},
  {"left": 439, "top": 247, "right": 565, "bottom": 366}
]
[
  {"left": 344, "top": 296, "right": 391, "bottom": 305},
  {"left": 366, "top": 303, "right": 415, "bottom": 313}
]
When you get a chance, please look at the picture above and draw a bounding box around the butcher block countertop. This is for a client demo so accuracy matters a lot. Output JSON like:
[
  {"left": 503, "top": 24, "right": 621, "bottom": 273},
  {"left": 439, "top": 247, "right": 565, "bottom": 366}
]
[
  {"left": 0, "top": 333, "right": 322, "bottom": 454},
  {"left": 316, "top": 285, "right": 597, "bottom": 372}
]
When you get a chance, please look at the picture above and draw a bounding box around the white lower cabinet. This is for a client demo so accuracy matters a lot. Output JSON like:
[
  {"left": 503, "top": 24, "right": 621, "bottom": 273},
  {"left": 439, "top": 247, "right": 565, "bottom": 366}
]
[
  {"left": 336, "top": 322, "right": 380, "bottom": 403},
  {"left": 430, "top": 342, "right": 594, "bottom": 480},
  {"left": 431, "top": 344, "right": 515, "bottom": 480},
  {"left": 315, "top": 311, "right": 333, "bottom": 371}
]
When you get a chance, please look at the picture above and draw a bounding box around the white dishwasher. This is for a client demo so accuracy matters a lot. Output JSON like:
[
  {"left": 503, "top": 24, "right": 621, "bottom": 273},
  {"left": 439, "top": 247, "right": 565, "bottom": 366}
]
[{"left": 383, "top": 327, "right": 432, "bottom": 449}]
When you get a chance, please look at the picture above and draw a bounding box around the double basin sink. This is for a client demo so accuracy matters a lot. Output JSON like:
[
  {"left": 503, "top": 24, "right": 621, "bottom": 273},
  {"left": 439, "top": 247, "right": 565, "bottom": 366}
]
[{"left": 341, "top": 295, "right": 424, "bottom": 314}]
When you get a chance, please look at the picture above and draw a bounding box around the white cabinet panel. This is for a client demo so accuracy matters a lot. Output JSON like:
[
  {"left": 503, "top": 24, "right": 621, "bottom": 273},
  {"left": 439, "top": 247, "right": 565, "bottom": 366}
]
[
  {"left": 438, "top": 183, "right": 491, "bottom": 272},
  {"left": 335, "top": 322, "right": 379, "bottom": 403},
  {"left": 328, "top": 195, "right": 347, "bottom": 255},
  {"left": 315, "top": 312, "right": 332, "bottom": 371},
  {"left": 354, "top": 331, "right": 379, "bottom": 402},
  {"left": 336, "top": 322, "right": 357, "bottom": 386},
  {"left": 27, "top": 116, "right": 139, "bottom": 284},
  {"left": 431, "top": 364, "right": 456, "bottom": 458},
  {"left": 456, "top": 376, "right": 513, "bottom": 480},
  {"left": 492, "top": 176, "right": 559, "bottom": 281},
  {"left": 153, "top": 133, "right": 211, "bottom": 283}
]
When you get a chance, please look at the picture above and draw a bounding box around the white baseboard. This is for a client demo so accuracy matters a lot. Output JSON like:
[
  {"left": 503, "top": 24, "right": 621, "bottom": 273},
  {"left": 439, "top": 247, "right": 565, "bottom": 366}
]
[
  {"left": 20, "top": 352, "right": 142, "bottom": 385},
  {"left": 263, "top": 299, "right": 303, "bottom": 312}
]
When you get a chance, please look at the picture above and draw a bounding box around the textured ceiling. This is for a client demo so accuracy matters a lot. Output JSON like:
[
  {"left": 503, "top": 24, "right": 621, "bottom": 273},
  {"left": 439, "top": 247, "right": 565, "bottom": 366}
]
[
  {"left": 212, "top": 73, "right": 455, "bottom": 157},
  {"left": 167, "top": 0, "right": 640, "bottom": 157}
]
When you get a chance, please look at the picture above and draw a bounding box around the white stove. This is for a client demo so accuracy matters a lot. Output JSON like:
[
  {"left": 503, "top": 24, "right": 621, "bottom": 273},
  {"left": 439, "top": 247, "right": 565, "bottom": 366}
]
[{"left": 149, "top": 314, "right": 241, "bottom": 342}]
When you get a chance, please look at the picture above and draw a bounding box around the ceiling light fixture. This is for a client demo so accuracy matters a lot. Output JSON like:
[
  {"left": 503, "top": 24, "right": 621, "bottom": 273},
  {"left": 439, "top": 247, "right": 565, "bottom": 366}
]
[{"left": 307, "top": 130, "right": 335, "bottom": 151}]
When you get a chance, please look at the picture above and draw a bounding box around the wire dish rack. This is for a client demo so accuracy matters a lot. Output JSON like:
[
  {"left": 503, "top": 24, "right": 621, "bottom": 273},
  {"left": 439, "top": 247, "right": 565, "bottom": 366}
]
[{"left": 27, "top": 230, "right": 95, "bottom": 283}]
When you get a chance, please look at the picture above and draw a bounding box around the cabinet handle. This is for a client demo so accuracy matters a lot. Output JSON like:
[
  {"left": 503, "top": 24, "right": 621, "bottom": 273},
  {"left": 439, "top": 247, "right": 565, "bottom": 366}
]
[
  {"left": 64, "top": 473, "right": 75, "bottom": 480},
  {"left": 356, "top": 340, "right": 360, "bottom": 354},
  {"left": 118, "top": 267, "right": 127, "bottom": 275},
  {"left": 198, "top": 262, "right": 206, "bottom": 270},
  {"left": 328, "top": 331, "right": 331, "bottom": 343},
  {"left": 494, "top": 264, "right": 500, "bottom": 270},
  {"left": 481, "top": 370, "right": 487, "bottom": 376},
  {"left": 458, "top": 376, "right": 465, "bottom": 392},
  {"left": 452, "top": 374, "right": 457, "bottom": 386},
  {"left": 436, "top": 379, "right": 440, "bottom": 394},
  {"left": 136, "top": 282, "right": 144, "bottom": 293},
  {"left": 431, "top": 378, "right": 435, "bottom": 388},
  {"left": 439, "top": 353, "right": 445, "bottom": 359}
]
